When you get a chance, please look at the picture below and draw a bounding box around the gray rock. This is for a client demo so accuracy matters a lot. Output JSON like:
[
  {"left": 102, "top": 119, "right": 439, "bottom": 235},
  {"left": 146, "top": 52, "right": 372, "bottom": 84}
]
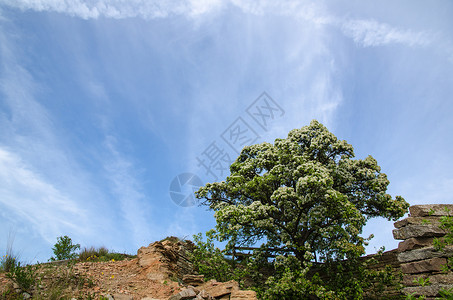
[
  {"left": 409, "top": 204, "right": 453, "bottom": 217},
  {"left": 403, "top": 273, "right": 453, "bottom": 286},
  {"left": 394, "top": 217, "right": 442, "bottom": 229},
  {"left": 393, "top": 225, "right": 446, "bottom": 240},
  {"left": 398, "top": 246, "right": 453, "bottom": 262},
  {"left": 403, "top": 284, "right": 453, "bottom": 297},
  {"left": 401, "top": 257, "right": 447, "bottom": 274},
  {"left": 398, "top": 237, "right": 434, "bottom": 252},
  {"left": 169, "top": 287, "right": 197, "bottom": 300}
]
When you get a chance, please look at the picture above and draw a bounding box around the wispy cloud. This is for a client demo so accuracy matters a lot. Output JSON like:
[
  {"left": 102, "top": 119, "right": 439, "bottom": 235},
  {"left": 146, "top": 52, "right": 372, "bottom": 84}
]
[
  {"left": 0, "top": 12, "right": 155, "bottom": 255},
  {"left": 0, "top": 15, "right": 93, "bottom": 249},
  {"left": 0, "top": 0, "right": 435, "bottom": 49},
  {"left": 102, "top": 135, "right": 156, "bottom": 248},
  {"left": 0, "top": 0, "right": 224, "bottom": 19},
  {"left": 0, "top": 148, "right": 87, "bottom": 243},
  {"left": 341, "top": 19, "right": 432, "bottom": 47}
]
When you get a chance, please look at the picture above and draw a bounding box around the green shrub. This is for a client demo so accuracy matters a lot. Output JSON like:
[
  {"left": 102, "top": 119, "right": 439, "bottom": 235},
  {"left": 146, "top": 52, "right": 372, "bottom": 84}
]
[
  {"left": 78, "top": 246, "right": 99, "bottom": 262},
  {"left": 6, "top": 262, "right": 37, "bottom": 292},
  {"left": 0, "top": 254, "right": 18, "bottom": 273},
  {"left": 190, "top": 230, "right": 236, "bottom": 282},
  {"left": 1, "top": 231, "right": 19, "bottom": 272},
  {"left": 78, "top": 246, "right": 132, "bottom": 262},
  {"left": 189, "top": 230, "right": 253, "bottom": 287},
  {"left": 50, "top": 235, "right": 80, "bottom": 261}
]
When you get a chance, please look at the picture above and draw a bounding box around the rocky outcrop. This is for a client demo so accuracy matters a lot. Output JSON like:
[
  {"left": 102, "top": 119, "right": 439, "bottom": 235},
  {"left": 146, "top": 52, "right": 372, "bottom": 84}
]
[
  {"left": 182, "top": 274, "right": 205, "bottom": 286},
  {"left": 137, "top": 239, "right": 257, "bottom": 300},
  {"left": 137, "top": 238, "right": 195, "bottom": 282},
  {"left": 394, "top": 204, "right": 453, "bottom": 299},
  {"left": 169, "top": 280, "right": 257, "bottom": 300}
]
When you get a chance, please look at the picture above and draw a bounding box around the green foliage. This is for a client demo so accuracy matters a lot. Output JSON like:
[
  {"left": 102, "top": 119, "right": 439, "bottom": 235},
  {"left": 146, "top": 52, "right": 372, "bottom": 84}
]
[
  {"left": 1, "top": 231, "right": 19, "bottom": 273},
  {"left": 196, "top": 120, "right": 409, "bottom": 298},
  {"left": 259, "top": 253, "right": 401, "bottom": 300},
  {"left": 413, "top": 276, "right": 431, "bottom": 287},
  {"left": 50, "top": 235, "right": 80, "bottom": 261},
  {"left": 438, "top": 287, "right": 453, "bottom": 299},
  {"left": 6, "top": 262, "right": 37, "bottom": 293},
  {"left": 0, "top": 254, "right": 18, "bottom": 273},
  {"left": 406, "top": 294, "right": 426, "bottom": 300},
  {"left": 433, "top": 208, "right": 453, "bottom": 299},
  {"left": 78, "top": 246, "right": 133, "bottom": 262},
  {"left": 262, "top": 265, "right": 327, "bottom": 300},
  {"left": 189, "top": 230, "right": 250, "bottom": 285},
  {"left": 196, "top": 120, "right": 408, "bottom": 264}
]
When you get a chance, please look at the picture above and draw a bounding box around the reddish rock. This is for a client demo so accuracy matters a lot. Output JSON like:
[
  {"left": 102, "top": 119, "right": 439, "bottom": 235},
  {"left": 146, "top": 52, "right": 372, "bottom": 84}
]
[
  {"left": 398, "top": 237, "right": 434, "bottom": 252},
  {"left": 230, "top": 290, "right": 258, "bottom": 300},
  {"left": 401, "top": 257, "right": 447, "bottom": 274},
  {"left": 199, "top": 280, "right": 239, "bottom": 298},
  {"left": 182, "top": 274, "right": 204, "bottom": 286}
]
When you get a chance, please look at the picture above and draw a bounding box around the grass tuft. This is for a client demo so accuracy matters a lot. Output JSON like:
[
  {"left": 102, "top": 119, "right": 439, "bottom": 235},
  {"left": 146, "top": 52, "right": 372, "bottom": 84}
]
[
  {"left": 78, "top": 246, "right": 133, "bottom": 262},
  {"left": 1, "top": 231, "right": 19, "bottom": 273}
]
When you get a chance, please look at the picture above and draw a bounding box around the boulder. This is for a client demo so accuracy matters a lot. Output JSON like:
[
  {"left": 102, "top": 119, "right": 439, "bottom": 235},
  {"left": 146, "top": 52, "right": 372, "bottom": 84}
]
[
  {"left": 183, "top": 274, "right": 205, "bottom": 286},
  {"left": 403, "top": 273, "right": 453, "bottom": 286},
  {"left": 397, "top": 246, "right": 453, "bottom": 263},
  {"left": 199, "top": 280, "right": 239, "bottom": 298},
  {"left": 392, "top": 225, "right": 446, "bottom": 240},
  {"left": 394, "top": 217, "right": 442, "bottom": 229},
  {"left": 403, "top": 284, "right": 453, "bottom": 297},
  {"left": 168, "top": 287, "right": 197, "bottom": 300},
  {"left": 398, "top": 237, "right": 434, "bottom": 252},
  {"left": 401, "top": 257, "right": 447, "bottom": 274},
  {"left": 230, "top": 290, "right": 258, "bottom": 300},
  {"left": 195, "top": 290, "right": 212, "bottom": 300},
  {"left": 409, "top": 205, "right": 453, "bottom": 217}
]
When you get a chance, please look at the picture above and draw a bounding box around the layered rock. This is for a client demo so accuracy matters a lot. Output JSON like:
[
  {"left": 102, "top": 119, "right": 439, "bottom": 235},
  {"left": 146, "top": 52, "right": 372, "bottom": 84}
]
[
  {"left": 393, "top": 204, "right": 452, "bottom": 299},
  {"left": 169, "top": 280, "right": 257, "bottom": 300},
  {"left": 137, "top": 238, "right": 195, "bottom": 282}
]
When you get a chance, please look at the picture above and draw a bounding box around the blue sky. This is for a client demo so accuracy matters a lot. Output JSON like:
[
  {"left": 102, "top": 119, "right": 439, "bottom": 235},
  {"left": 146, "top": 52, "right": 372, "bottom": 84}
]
[{"left": 0, "top": 0, "right": 452, "bottom": 263}]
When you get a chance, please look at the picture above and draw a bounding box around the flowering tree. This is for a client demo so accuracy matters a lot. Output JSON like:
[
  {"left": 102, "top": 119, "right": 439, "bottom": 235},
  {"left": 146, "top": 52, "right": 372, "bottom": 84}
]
[{"left": 196, "top": 120, "right": 409, "bottom": 264}]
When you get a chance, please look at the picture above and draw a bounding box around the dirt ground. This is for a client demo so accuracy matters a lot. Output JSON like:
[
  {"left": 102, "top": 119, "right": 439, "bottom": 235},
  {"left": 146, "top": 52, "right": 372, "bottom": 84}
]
[{"left": 0, "top": 257, "right": 184, "bottom": 299}]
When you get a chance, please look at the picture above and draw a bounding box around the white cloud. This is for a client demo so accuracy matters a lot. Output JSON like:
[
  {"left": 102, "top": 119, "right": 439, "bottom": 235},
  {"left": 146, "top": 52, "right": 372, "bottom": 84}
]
[
  {"left": 0, "top": 0, "right": 224, "bottom": 19},
  {"left": 0, "top": 148, "right": 87, "bottom": 243},
  {"left": 341, "top": 19, "right": 432, "bottom": 47},
  {"left": 0, "top": 1, "right": 437, "bottom": 50},
  {"left": 102, "top": 135, "right": 156, "bottom": 248}
]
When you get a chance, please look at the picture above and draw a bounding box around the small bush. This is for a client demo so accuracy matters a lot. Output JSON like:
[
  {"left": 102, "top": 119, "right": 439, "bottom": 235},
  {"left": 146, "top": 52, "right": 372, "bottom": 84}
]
[
  {"left": 0, "top": 254, "right": 18, "bottom": 273},
  {"left": 78, "top": 246, "right": 132, "bottom": 262},
  {"left": 78, "top": 247, "right": 99, "bottom": 262},
  {"left": 50, "top": 235, "right": 80, "bottom": 261},
  {"left": 6, "top": 262, "right": 37, "bottom": 292},
  {"left": 1, "top": 231, "right": 19, "bottom": 272}
]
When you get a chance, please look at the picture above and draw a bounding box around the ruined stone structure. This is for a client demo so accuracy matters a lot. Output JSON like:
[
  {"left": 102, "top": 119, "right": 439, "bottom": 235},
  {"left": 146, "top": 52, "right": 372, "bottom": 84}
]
[{"left": 393, "top": 204, "right": 453, "bottom": 299}]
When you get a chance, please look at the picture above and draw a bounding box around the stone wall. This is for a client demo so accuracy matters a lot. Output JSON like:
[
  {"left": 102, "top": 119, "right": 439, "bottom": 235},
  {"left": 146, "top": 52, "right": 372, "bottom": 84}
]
[{"left": 393, "top": 204, "right": 453, "bottom": 299}]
